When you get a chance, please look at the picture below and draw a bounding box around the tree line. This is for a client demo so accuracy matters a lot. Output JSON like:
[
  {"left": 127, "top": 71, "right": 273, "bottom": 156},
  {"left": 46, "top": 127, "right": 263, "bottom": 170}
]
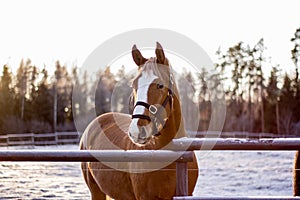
[{"left": 0, "top": 28, "right": 299, "bottom": 135}]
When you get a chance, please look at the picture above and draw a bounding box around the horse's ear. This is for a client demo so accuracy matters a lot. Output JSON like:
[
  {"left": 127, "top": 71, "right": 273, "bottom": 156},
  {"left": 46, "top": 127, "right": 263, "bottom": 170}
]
[
  {"left": 132, "top": 44, "right": 147, "bottom": 68},
  {"left": 155, "top": 42, "right": 166, "bottom": 64}
]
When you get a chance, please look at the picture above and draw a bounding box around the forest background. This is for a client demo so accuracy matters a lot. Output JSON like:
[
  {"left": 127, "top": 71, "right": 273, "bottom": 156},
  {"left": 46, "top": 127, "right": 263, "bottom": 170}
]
[{"left": 0, "top": 28, "right": 299, "bottom": 136}]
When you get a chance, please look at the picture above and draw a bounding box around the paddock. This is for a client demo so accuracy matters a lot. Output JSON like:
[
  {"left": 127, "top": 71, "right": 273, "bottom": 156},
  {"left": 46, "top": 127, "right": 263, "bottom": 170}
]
[{"left": 1, "top": 138, "right": 300, "bottom": 200}]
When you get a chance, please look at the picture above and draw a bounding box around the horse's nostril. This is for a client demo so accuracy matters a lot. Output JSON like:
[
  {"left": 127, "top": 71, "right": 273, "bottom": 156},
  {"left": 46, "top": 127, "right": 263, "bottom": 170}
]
[{"left": 140, "top": 127, "right": 146, "bottom": 139}]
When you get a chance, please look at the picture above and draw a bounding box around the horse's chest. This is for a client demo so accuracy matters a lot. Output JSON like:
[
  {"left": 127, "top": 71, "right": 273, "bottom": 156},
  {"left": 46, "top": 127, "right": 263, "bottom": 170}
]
[
  {"left": 93, "top": 163, "right": 176, "bottom": 199},
  {"left": 129, "top": 168, "right": 176, "bottom": 199}
]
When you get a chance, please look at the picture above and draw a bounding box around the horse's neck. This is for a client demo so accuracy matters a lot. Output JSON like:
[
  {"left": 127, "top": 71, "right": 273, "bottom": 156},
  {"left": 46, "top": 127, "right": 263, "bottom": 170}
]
[
  {"left": 153, "top": 92, "right": 186, "bottom": 149},
  {"left": 168, "top": 86, "right": 187, "bottom": 138}
]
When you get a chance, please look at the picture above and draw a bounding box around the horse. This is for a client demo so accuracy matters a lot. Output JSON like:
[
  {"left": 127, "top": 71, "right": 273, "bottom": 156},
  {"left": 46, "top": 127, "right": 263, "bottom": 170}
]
[{"left": 80, "top": 42, "right": 198, "bottom": 200}]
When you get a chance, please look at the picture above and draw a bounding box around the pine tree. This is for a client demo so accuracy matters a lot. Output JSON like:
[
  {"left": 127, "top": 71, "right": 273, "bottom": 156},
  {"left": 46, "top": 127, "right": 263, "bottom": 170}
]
[
  {"left": 95, "top": 67, "right": 115, "bottom": 116},
  {"left": 197, "top": 68, "right": 210, "bottom": 131},
  {"left": 291, "top": 28, "right": 300, "bottom": 122},
  {"left": 280, "top": 74, "right": 294, "bottom": 134},
  {"left": 34, "top": 68, "right": 53, "bottom": 125},
  {"left": 54, "top": 61, "right": 73, "bottom": 130},
  {"left": 252, "top": 38, "right": 266, "bottom": 133},
  {"left": 265, "top": 67, "right": 280, "bottom": 133},
  {"left": 216, "top": 42, "right": 248, "bottom": 132},
  {"left": 291, "top": 28, "right": 300, "bottom": 71},
  {"left": 111, "top": 66, "right": 132, "bottom": 114},
  {"left": 178, "top": 71, "right": 198, "bottom": 132},
  {"left": 0, "top": 65, "right": 14, "bottom": 133}
]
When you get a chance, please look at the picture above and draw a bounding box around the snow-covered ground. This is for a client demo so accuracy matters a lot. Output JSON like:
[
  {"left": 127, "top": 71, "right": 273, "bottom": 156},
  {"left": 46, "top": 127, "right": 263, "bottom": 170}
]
[
  {"left": 195, "top": 151, "right": 295, "bottom": 196},
  {"left": 0, "top": 145, "right": 89, "bottom": 199},
  {"left": 0, "top": 145, "right": 296, "bottom": 199}
]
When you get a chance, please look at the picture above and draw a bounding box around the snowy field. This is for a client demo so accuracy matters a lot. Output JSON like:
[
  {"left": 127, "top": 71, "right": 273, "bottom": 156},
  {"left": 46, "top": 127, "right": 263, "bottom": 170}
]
[{"left": 0, "top": 145, "right": 296, "bottom": 199}]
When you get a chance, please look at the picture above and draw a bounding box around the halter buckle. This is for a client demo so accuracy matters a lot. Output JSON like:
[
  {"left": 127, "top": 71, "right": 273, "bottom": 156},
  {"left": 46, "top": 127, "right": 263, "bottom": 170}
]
[{"left": 149, "top": 105, "right": 158, "bottom": 115}]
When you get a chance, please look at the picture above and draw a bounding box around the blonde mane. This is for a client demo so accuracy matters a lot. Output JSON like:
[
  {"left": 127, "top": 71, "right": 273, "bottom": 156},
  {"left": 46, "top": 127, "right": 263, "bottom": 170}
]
[{"left": 136, "top": 57, "right": 173, "bottom": 86}]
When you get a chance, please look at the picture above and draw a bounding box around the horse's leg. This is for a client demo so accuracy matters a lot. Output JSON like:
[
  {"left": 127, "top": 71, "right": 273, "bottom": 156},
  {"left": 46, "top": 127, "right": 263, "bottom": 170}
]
[
  {"left": 294, "top": 151, "right": 300, "bottom": 196},
  {"left": 81, "top": 162, "right": 107, "bottom": 200}
]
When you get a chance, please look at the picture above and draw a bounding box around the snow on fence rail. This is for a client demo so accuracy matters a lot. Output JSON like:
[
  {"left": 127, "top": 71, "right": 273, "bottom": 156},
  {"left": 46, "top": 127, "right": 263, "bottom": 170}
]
[
  {"left": 173, "top": 197, "right": 300, "bottom": 200},
  {"left": 171, "top": 138, "right": 300, "bottom": 151},
  {"left": 0, "top": 132, "right": 80, "bottom": 146},
  {"left": 188, "top": 131, "right": 298, "bottom": 138}
]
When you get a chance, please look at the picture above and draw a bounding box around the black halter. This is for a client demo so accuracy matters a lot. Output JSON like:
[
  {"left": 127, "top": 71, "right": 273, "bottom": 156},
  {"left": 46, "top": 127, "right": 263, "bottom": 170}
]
[{"left": 131, "top": 75, "right": 174, "bottom": 137}]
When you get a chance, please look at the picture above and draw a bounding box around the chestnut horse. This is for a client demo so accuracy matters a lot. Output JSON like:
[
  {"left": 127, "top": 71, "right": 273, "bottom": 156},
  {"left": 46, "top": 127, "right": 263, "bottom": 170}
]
[{"left": 80, "top": 42, "right": 198, "bottom": 200}]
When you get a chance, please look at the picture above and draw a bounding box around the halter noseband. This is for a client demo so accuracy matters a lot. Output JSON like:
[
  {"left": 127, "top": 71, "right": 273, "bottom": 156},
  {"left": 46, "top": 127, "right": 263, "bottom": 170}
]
[{"left": 131, "top": 74, "right": 174, "bottom": 137}]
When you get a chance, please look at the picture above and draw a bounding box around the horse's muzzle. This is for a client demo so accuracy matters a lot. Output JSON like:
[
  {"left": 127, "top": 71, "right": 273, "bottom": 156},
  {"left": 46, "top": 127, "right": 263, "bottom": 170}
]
[{"left": 128, "top": 124, "right": 152, "bottom": 145}]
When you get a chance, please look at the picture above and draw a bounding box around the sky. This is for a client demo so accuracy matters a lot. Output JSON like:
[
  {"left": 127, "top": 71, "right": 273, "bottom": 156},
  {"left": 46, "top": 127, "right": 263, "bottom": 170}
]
[{"left": 0, "top": 0, "right": 299, "bottom": 76}]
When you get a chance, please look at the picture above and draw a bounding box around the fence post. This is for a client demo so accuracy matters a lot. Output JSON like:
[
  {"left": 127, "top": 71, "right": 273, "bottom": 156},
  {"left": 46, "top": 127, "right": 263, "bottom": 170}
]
[
  {"left": 176, "top": 161, "right": 188, "bottom": 196},
  {"left": 30, "top": 133, "right": 34, "bottom": 146},
  {"left": 55, "top": 132, "right": 58, "bottom": 145}
]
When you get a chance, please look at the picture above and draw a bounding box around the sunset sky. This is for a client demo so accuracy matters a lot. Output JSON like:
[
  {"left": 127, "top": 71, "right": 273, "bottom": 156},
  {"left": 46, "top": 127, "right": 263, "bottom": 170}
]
[{"left": 0, "top": 0, "right": 299, "bottom": 75}]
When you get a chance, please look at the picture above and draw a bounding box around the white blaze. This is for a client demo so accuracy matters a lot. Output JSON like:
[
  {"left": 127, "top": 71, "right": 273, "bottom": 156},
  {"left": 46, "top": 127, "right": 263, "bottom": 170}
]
[{"left": 129, "top": 68, "right": 158, "bottom": 142}]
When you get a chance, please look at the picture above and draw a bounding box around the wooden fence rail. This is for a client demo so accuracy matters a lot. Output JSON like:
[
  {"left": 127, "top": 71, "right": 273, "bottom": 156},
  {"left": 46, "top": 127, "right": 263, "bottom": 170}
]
[
  {"left": 0, "top": 150, "right": 193, "bottom": 162},
  {"left": 0, "top": 132, "right": 80, "bottom": 146}
]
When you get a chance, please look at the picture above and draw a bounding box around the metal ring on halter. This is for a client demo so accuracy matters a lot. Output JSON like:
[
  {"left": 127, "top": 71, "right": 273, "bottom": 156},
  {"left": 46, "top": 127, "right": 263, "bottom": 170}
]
[{"left": 149, "top": 105, "right": 158, "bottom": 115}]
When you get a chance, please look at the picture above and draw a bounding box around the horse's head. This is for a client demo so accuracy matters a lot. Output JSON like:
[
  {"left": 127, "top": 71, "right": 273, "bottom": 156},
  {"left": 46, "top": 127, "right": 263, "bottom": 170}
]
[{"left": 128, "top": 42, "right": 175, "bottom": 145}]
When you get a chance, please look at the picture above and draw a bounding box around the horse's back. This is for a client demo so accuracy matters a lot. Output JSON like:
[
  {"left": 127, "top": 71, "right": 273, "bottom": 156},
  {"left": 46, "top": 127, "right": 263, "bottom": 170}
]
[{"left": 80, "top": 112, "right": 132, "bottom": 150}]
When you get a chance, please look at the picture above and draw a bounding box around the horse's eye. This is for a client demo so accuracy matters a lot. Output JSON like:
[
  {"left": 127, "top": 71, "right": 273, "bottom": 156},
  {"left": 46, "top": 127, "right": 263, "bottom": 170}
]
[{"left": 157, "top": 84, "right": 164, "bottom": 89}]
